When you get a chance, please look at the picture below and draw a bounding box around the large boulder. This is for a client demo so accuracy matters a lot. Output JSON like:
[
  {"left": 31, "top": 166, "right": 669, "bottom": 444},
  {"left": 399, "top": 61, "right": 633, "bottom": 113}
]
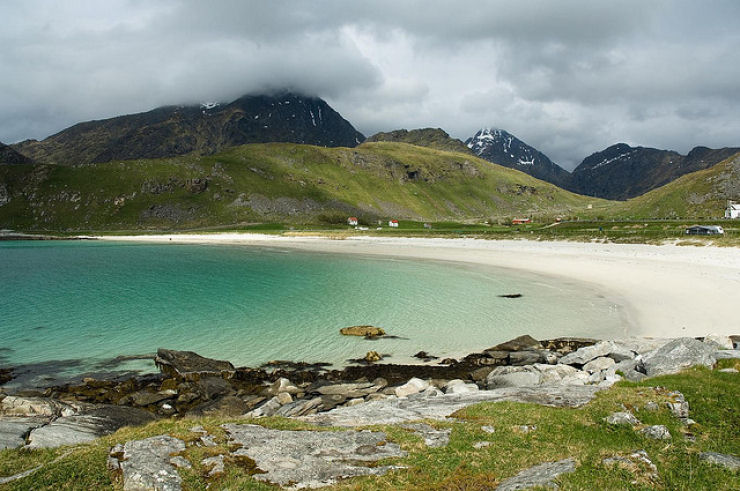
[
  {"left": 487, "top": 366, "right": 541, "bottom": 388},
  {"left": 395, "top": 378, "right": 430, "bottom": 397},
  {"left": 642, "top": 338, "right": 716, "bottom": 377},
  {"left": 559, "top": 341, "right": 635, "bottom": 366},
  {"left": 487, "top": 364, "right": 584, "bottom": 389},
  {"left": 154, "top": 348, "right": 234, "bottom": 379},
  {"left": 702, "top": 334, "right": 734, "bottom": 350}
]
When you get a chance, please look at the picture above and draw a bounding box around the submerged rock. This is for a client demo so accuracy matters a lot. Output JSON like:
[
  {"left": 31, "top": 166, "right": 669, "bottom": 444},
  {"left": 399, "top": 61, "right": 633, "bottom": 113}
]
[{"left": 339, "top": 325, "right": 386, "bottom": 337}]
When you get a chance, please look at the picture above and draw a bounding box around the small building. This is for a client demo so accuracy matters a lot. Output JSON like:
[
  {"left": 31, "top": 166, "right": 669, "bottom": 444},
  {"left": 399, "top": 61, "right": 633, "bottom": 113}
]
[
  {"left": 686, "top": 225, "right": 724, "bottom": 236},
  {"left": 512, "top": 218, "right": 531, "bottom": 225},
  {"left": 726, "top": 201, "right": 740, "bottom": 219},
  {"left": 347, "top": 217, "right": 358, "bottom": 226},
  {"left": 388, "top": 220, "right": 399, "bottom": 228}
]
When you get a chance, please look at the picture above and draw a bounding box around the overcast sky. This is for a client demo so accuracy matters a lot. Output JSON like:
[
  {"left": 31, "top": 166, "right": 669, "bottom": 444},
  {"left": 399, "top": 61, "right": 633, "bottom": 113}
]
[{"left": 2, "top": 0, "right": 739, "bottom": 169}]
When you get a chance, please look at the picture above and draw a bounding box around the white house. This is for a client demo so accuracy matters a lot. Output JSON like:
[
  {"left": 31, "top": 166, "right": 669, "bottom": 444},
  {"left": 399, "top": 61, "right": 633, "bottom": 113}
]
[
  {"left": 725, "top": 201, "right": 740, "bottom": 219},
  {"left": 347, "top": 216, "right": 358, "bottom": 226},
  {"left": 388, "top": 220, "right": 399, "bottom": 228}
]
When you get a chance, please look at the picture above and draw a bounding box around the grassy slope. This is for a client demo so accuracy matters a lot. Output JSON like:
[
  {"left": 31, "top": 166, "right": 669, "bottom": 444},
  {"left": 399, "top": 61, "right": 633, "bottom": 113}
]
[
  {"left": 614, "top": 153, "right": 740, "bottom": 219},
  {"left": 1, "top": 360, "right": 737, "bottom": 489},
  {"left": 0, "top": 142, "right": 605, "bottom": 232}
]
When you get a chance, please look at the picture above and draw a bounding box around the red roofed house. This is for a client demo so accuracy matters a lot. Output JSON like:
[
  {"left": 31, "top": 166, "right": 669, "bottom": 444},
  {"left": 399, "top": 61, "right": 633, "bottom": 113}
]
[
  {"left": 388, "top": 220, "right": 399, "bottom": 228},
  {"left": 512, "top": 218, "right": 531, "bottom": 225},
  {"left": 347, "top": 217, "right": 358, "bottom": 226}
]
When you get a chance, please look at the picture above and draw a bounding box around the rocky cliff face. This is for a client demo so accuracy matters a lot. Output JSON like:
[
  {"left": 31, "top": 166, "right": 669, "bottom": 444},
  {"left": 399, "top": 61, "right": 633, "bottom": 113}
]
[
  {"left": 11, "top": 93, "right": 365, "bottom": 165},
  {"left": 569, "top": 144, "right": 740, "bottom": 200},
  {"left": 465, "top": 129, "right": 571, "bottom": 189},
  {"left": 0, "top": 142, "right": 33, "bottom": 165}
]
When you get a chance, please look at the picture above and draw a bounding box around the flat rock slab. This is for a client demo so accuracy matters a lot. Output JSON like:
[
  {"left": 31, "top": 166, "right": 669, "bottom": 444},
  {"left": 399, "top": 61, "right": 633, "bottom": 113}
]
[
  {"left": 109, "top": 435, "right": 186, "bottom": 491},
  {"left": 222, "top": 423, "right": 405, "bottom": 488},
  {"left": 699, "top": 452, "right": 740, "bottom": 471},
  {"left": 0, "top": 417, "right": 47, "bottom": 449},
  {"left": 495, "top": 458, "right": 576, "bottom": 490},
  {"left": 26, "top": 405, "right": 155, "bottom": 449},
  {"left": 301, "top": 386, "right": 602, "bottom": 427},
  {"left": 400, "top": 423, "right": 451, "bottom": 447}
]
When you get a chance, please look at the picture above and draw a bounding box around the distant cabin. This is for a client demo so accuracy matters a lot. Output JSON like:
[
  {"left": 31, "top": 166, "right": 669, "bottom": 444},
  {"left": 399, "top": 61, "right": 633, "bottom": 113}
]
[
  {"left": 347, "top": 217, "right": 358, "bottom": 226},
  {"left": 388, "top": 220, "right": 399, "bottom": 228},
  {"left": 726, "top": 202, "right": 740, "bottom": 219},
  {"left": 686, "top": 225, "right": 724, "bottom": 235},
  {"left": 512, "top": 218, "right": 531, "bottom": 225}
]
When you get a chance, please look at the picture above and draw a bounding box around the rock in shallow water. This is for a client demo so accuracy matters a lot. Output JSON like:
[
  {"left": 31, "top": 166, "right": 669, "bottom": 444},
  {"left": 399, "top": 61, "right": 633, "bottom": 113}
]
[
  {"left": 154, "top": 348, "right": 234, "bottom": 379},
  {"left": 222, "top": 423, "right": 406, "bottom": 488}
]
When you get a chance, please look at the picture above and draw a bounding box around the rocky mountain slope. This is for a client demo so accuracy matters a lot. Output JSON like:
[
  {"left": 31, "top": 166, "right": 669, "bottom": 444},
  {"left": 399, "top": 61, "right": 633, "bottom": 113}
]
[
  {"left": 465, "top": 129, "right": 572, "bottom": 189},
  {"left": 0, "top": 141, "right": 600, "bottom": 231},
  {"left": 0, "top": 142, "right": 33, "bottom": 165},
  {"left": 569, "top": 144, "right": 740, "bottom": 200},
  {"left": 366, "top": 128, "right": 472, "bottom": 154},
  {"left": 618, "top": 152, "right": 740, "bottom": 218},
  {"left": 10, "top": 93, "right": 365, "bottom": 165}
]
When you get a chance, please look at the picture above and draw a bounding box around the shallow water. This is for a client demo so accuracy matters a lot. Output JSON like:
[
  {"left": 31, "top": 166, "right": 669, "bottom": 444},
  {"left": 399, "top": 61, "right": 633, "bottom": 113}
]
[{"left": 0, "top": 240, "right": 628, "bottom": 383}]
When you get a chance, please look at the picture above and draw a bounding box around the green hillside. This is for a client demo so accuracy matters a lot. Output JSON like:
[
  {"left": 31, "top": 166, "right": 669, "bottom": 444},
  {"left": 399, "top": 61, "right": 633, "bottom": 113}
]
[
  {"left": 365, "top": 128, "right": 472, "bottom": 154},
  {"left": 615, "top": 153, "right": 740, "bottom": 219},
  {"left": 0, "top": 142, "right": 604, "bottom": 232}
]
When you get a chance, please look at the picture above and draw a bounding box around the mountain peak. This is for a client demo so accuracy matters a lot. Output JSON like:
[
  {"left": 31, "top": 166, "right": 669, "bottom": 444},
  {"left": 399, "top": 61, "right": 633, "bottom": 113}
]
[
  {"left": 465, "top": 128, "right": 571, "bottom": 187},
  {"left": 11, "top": 93, "right": 365, "bottom": 165}
]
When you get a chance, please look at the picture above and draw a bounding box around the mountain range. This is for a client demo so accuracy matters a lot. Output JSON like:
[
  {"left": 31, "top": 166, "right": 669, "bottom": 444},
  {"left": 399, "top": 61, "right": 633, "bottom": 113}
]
[
  {"left": 1, "top": 92, "right": 739, "bottom": 229},
  {"left": 464, "top": 128, "right": 740, "bottom": 200},
  {"left": 10, "top": 93, "right": 364, "bottom": 166}
]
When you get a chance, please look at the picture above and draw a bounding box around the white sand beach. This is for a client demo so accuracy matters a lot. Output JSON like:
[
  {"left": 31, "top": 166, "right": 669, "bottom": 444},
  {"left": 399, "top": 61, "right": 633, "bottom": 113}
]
[{"left": 97, "top": 234, "right": 740, "bottom": 339}]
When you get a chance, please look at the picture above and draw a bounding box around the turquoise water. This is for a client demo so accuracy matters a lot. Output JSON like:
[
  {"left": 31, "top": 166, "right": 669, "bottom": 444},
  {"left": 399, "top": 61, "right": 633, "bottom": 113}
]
[{"left": 0, "top": 240, "right": 627, "bottom": 382}]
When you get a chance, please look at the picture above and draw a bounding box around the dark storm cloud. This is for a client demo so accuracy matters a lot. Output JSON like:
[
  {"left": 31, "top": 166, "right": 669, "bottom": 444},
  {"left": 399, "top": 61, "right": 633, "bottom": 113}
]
[{"left": 1, "top": 0, "right": 738, "bottom": 169}]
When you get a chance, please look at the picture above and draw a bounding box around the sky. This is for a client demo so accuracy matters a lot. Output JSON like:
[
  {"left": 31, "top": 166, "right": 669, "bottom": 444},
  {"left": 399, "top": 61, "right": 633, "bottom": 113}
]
[{"left": 1, "top": 0, "right": 739, "bottom": 170}]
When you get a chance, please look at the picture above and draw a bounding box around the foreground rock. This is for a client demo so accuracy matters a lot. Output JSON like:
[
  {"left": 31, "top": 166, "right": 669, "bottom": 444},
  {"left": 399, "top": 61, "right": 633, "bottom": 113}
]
[
  {"left": 302, "top": 385, "right": 602, "bottom": 427},
  {"left": 642, "top": 338, "right": 716, "bottom": 377},
  {"left": 698, "top": 452, "right": 740, "bottom": 471},
  {"left": 0, "top": 418, "right": 44, "bottom": 450},
  {"left": 0, "top": 395, "right": 154, "bottom": 449},
  {"left": 108, "top": 435, "right": 186, "bottom": 491},
  {"left": 154, "top": 348, "right": 235, "bottom": 379},
  {"left": 495, "top": 458, "right": 576, "bottom": 491},
  {"left": 223, "top": 423, "right": 405, "bottom": 488}
]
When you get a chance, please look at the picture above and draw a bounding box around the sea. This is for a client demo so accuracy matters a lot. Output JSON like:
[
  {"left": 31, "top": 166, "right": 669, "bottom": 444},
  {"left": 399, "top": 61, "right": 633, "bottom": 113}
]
[{"left": 0, "top": 240, "right": 628, "bottom": 387}]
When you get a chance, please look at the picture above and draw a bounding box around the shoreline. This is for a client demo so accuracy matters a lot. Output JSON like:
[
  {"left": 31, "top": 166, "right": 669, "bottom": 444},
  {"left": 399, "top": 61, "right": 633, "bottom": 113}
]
[{"left": 96, "top": 233, "right": 740, "bottom": 339}]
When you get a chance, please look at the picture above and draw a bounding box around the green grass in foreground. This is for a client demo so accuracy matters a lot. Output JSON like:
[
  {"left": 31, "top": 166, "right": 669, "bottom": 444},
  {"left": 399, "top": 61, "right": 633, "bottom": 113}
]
[{"left": 1, "top": 360, "right": 738, "bottom": 490}]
